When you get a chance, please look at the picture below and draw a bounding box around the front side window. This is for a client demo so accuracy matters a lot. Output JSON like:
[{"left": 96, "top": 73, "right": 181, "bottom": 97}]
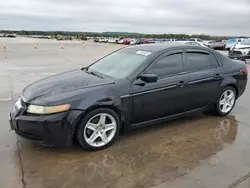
[
  {"left": 146, "top": 53, "right": 183, "bottom": 78},
  {"left": 185, "top": 52, "right": 218, "bottom": 72},
  {"left": 89, "top": 49, "right": 150, "bottom": 79}
]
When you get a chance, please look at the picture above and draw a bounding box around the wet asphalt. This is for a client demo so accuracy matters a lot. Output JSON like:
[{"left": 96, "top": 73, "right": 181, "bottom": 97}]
[{"left": 0, "top": 38, "right": 249, "bottom": 188}]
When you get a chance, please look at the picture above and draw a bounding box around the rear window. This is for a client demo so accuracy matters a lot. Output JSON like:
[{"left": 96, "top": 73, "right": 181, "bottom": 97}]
[{"left": 185, "top": 52, "right": 218, "bottom": 72}]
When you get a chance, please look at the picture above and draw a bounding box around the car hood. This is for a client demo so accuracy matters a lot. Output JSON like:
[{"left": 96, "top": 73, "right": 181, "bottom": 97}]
[
  {"left": 234, "top": 44, "right": 250, "bottom": 49},
  {"left": 22, "top": 69, "right": 114, "bottom": 103}
]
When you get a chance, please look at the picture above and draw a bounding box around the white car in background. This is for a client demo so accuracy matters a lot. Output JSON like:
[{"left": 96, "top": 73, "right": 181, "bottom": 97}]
[
  {"left": 189, "top": 38, "right": 203, "bottom": 42},
  {"left": 129, "top": 39, "right": 137, "bottom": 45},
  {"left": 229, "top": 40, "right": 250, "bottom": 62},
  {"left": 108, "top": 38, "right": 116, "bottom": 43},
  {"left": 176, "top": 41, "right": 207, "bottom": 47},
  {"left": 118, "top": 39, "right": 124, "bottom": 44},
  {"left": 202, "top": 40, "right": 225, "bottom": 50},
  {"left": 98, "top": 38, "right": 106, "bottom": 43},
  {"left": 225, "top": 38, "right": 247, "bottom": 50}
]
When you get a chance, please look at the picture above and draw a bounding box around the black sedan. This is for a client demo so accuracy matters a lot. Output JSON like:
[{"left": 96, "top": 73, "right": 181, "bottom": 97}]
[{"left": 9, "top": 44, "right": 248, "bottom": 150}]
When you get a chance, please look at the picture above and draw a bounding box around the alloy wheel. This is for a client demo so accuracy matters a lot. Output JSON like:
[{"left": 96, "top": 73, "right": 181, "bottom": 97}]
[
  {"left": 219, "top": 89, "right": 235, "bottom": 113},
  {"left": 83, "top": 113, "right": 117, "bottom": 147}
]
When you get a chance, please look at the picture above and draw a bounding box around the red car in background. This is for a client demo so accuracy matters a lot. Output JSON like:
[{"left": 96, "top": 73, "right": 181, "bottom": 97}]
[
  {"left": 123, "top": 39, "right": 131, "bottom": 45},
  {"left": 144, "top": 39, "right": 154, "bottom": 44}
]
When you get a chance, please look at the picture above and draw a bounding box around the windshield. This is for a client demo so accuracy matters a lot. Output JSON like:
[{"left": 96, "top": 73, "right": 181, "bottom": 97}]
[
  {"left": 227, "top": 39, "right": 237, "bottom": 44},
  {"left": 88, "top": 48, "right": 150, "bottom": 79}
]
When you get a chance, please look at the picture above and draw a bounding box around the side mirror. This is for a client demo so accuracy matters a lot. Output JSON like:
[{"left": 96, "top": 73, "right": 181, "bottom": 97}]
[{"left": 139, "top": 74, "right": 158, "bottom": 83}]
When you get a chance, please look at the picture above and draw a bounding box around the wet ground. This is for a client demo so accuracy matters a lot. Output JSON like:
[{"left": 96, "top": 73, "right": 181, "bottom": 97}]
[{"left": 0, "top": 38, "right": 249, "bottom": 188}]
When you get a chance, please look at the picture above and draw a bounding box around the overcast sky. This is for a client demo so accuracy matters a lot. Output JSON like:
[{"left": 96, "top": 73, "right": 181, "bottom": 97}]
[{"left": 0, "top": 0, "right": 250, "bottom": 36}]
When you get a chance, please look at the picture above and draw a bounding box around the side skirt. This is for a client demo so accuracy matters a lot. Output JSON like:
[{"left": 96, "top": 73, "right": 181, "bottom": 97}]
[{"left": 129, "top": 107, "right": 206, "bottom": 130}]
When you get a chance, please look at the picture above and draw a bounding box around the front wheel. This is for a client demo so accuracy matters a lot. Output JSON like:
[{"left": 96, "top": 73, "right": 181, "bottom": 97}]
[
  {"left": 76, "top": 108, "right": 120, "bottom": 150},
  {"left": 215, "top": 87, "right": 236, "bottom": 116}
]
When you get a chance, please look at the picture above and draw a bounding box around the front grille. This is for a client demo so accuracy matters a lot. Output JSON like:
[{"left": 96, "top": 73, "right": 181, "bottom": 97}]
[{"left": 232, "top": 51, "right": 242, "bottom": 55}]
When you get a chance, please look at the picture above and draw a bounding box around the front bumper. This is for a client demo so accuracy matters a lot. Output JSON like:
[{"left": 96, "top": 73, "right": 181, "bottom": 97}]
[
  {"left": 9, "top": 109, "right": 84, "bottom": 147},
  {"left": 229, "top": 54, "right": 250, "bottom": 62}
]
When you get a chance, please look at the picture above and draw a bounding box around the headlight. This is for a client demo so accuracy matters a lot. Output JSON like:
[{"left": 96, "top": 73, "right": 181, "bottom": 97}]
[
  {"left": 241, "top": 49, "right": 250, "bottom": 55},
  {"left": 27, "top": 104, "right": 71, "bottom": 114}
]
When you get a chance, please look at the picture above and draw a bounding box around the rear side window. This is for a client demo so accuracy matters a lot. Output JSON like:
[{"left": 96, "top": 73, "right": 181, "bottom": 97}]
[
  {"left": 147, "top": 53, "right": 183, "bottom": 78},
  {"left": 185, "top": 52, "right": 218, "bottom": 72}
]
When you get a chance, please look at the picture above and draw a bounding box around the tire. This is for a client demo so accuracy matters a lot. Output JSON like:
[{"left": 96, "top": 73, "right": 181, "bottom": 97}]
[
  {"left": 76, "top": 108, "right": 120, "bottom": 151},
  {"left": 214, "top": 86, "right": 236, "bottom": 116}
]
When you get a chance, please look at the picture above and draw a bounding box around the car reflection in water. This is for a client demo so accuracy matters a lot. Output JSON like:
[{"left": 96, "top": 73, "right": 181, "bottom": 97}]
[{"left": 19, "top": 114, "right": 239, "bottom": 188}]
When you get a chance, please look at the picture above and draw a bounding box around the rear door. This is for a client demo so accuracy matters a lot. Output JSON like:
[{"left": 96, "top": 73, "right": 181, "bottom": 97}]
[{"left": 184, "top": 49, "right": 222, "bottom": 110}]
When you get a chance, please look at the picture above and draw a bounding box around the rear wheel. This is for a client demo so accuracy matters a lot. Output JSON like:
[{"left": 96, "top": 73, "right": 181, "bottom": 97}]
[
  {"left": 214, "top": 87, "right": 236, "bottom": 116},
  {"left": 76, "top": 108, "right": 120, "bottom": 150}
]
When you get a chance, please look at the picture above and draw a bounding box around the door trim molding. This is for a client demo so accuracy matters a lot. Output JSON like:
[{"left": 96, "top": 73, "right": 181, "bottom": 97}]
[
  {"left": 132, "top": 85, "right": 177, "bottom": 97},
  {"left": 131, "top": 106, "right": 205, "bottom": 128},
  {"left": 121, "top": 84, "right": 177, "bottom": 98}
]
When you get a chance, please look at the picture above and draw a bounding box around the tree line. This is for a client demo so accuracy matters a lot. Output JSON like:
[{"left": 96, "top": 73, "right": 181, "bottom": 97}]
[{"left": 0, "top": 30, "right": 246, "bottom": 40}]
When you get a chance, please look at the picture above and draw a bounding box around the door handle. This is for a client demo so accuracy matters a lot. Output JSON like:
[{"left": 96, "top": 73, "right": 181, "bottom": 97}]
[
  {"left": 177, "top": 81, "right": 186, "bottom": 87},
  {"left": 214, "top": 74, "right": 222, "bottom": 79}
]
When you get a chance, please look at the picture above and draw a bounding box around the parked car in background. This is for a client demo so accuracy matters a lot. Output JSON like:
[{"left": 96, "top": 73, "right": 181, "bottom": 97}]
[
  {"left": 203, "top": 41, "right": 214, "bottom": 47},
  {"left": 6, "top": 34, "right": 17, "bottom": 38},
  {"left": 205, "top": 40, "right": 225, "bottom": 50},
  {"left": 144, "top": 39, "right": 151, "bottom": 44},
  {"left": 123, "top": 39, "right": 131, "bottom": 45},
  {"left": 94, "top": 38, "right": 99, "bottom": 42},
  {"left": 222, "top": 40, "right": 228, "bottom": 46},
  {"left": 176, "top": 41, "right": 207, "bottom": 47},
  {"left": 105, "top": 38, "right": 109, "bottom": 43},
  {"left": 118, "top": 38, "right": 124, "bottom": 44},
  {"left": 164, "top": 39, "right": 175, "bottom": 44},
  {"left": 9, "top": 44, "right": 248, "bottom": 150},
  {"left": 189, "top": 38, "right": 203, "bottom": 42},
  {"left": 108, "top": 38, "right": 117, "bottom": 43},
  {"left": 229, "top": 40, "right": 250, "bottom": 62},
  {"left": 225, "top": 38, "right": 246, "bottom": 50},
  {"left": 135, "top": 38, "right": 144, "bottom": 45},
  {"left": 144, "top": 39, "right": 154, "bottom": 44},
  {"left": 129, "top": 39, "right": 137, "bottom": 45},
  {"left": 115, "top": 38, "right": 123, "bottom": 44},
  {"left": 98, "top": 38, "right": 105, "bottom": 43}
]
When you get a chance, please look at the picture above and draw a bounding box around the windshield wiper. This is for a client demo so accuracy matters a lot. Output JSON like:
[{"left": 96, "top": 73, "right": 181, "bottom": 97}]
[
  {"left": 83, "top": 68, "right": 103, "bottom": 79},
  {"left": 89, "top": 71, "right": 103, "bottom": 79}
]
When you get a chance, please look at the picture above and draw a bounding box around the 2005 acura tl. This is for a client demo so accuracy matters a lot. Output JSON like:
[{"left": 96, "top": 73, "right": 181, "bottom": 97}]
[{"left": 9, "top": 44, "right": 248, "bottom": 150}]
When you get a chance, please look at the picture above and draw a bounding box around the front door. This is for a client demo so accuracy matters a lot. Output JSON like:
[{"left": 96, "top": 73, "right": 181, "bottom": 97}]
[{"left": 130, "top": 50, "right": 189, "bottom": 124}]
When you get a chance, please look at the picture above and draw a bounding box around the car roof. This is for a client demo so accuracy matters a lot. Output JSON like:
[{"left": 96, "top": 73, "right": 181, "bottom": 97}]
[{"left": 126, "top": 43, "right": 205, "bottom": 52}]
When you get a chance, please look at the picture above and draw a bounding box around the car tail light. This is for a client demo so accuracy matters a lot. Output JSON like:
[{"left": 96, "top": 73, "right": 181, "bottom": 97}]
[{"left": 240, "top": 65, "right": 248, "bottom": 75}]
